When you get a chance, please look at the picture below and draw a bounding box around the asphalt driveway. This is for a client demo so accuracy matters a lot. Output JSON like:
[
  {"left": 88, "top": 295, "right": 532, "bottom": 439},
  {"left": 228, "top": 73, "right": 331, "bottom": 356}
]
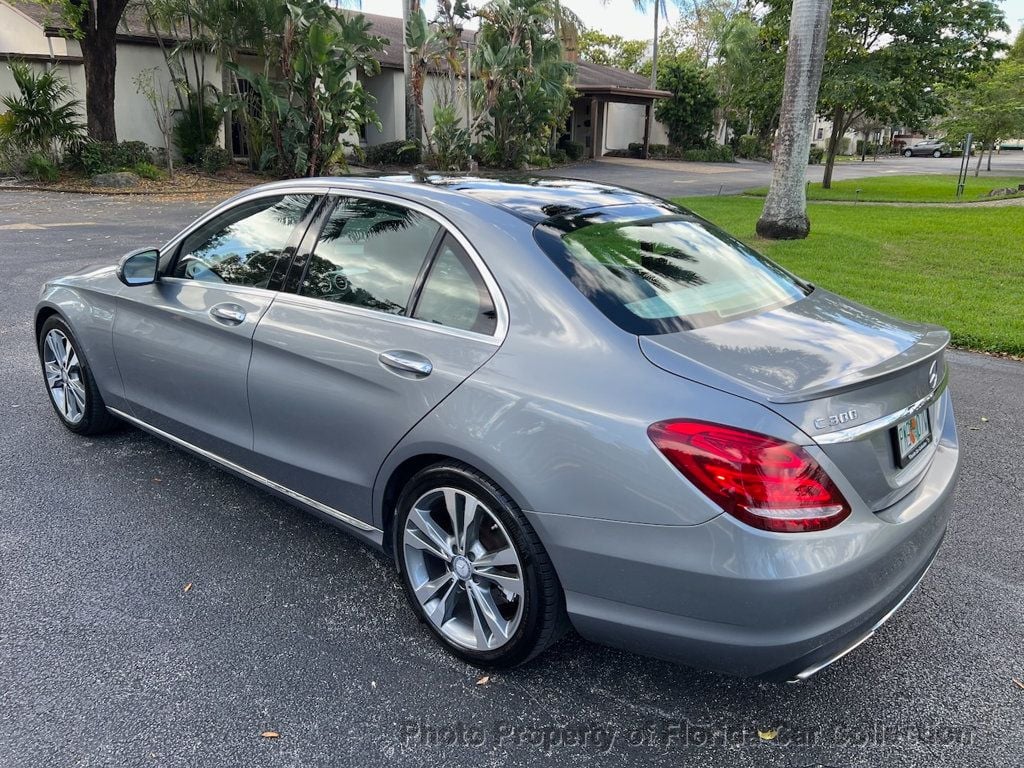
[{"left": 1, "top": 190, "right": 1022, "bottom": 767}]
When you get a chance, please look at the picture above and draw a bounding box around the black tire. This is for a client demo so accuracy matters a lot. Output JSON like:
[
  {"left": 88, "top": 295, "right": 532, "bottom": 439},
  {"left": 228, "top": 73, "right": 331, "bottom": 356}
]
[
  {"left": 394, "top": 461, "right": 569, "bottom": 668},
  {"left": 37, "top": 315, "right": 119, "bottom": 435},
  {"left": 903, "top": 149, "right": 913, "bottom": 157}
]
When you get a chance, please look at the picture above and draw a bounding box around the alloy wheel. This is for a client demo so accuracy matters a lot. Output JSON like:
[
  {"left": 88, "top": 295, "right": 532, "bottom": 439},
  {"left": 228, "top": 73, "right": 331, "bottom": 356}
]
[
  {"left": 402, "top": 487, "right": 525, "bottom": 651},
  {"left": 42, "top": 329, "right": 86, "bottom": 424}
]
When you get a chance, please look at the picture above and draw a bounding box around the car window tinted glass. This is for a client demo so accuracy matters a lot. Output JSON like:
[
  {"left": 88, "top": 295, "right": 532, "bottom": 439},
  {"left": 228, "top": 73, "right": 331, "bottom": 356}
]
[
  {"left": 413, "top": 237, "right": 497, "bottom": 334},
  {"left": 301, "top": 198, "right": 440, "bottom": 315},
  {"left": 535, "top": 215, "right": 808, "bottom": 335},
  {"left": 173, "top": 194, "right": 313, "bottom": 287}
]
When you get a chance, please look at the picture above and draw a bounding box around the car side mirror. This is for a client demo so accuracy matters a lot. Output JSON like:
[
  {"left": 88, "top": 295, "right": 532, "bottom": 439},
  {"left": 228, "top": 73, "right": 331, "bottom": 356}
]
[{"left": 116, "top": 248, "right": 160, "bottom": 286}]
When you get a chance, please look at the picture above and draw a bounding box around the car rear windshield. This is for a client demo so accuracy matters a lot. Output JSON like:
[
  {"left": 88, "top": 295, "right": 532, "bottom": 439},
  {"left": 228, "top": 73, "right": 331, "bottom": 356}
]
[{"left": 534, "top": 212, "right": 809, "bottom": 335}]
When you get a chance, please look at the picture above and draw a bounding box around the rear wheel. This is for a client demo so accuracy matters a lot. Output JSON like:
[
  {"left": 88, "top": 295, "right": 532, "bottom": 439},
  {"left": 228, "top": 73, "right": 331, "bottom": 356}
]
[
  {"left": 395, "top": 462, "right": 568, "bottom": 667},
  {"left": 38, "top": 316, "right": 118, "bottom": 435},
  {"left": 903, "top": 149, "right": 913, "bottom": 157}
]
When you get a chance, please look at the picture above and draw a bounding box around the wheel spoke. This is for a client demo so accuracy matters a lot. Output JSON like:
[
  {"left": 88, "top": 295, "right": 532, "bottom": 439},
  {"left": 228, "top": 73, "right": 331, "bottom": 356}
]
[
  {"left": 67, "top": 378, "right": 86, "bottom": 409},
  {"left": 44, "top": 361, "right": 62, "bottom": 387},
  {"left": 458, "top": 496, "right": 479, "bottom": 554},
  {"left": 475, "top": 568, "right": 524, "bottom": 598},
  {"left": 442, "top": 489, "right": 461, "bottom": 550},
  {"left": 466, "top": 584, "right": 490, "bottom": 648},
  {"left": 472, "top": 546, "right": 518, "bottom": 569},
  {"left": 424, "top": 578, "right": 460, "bottom": 628},
  {"left": 414, "top": 571, "right": 455, "bottom": 604},
  {"left": 46, "top": 332, "right": 65, "bottom": 366},
  {"left": 468, "top": 582, "right": 513, "bottom": 646},
  {"left": 407, "top": 506, "right": 453, "bottom": 562},
  {"left": 66, "top": 349, "right": 79, "bottom": 373}
]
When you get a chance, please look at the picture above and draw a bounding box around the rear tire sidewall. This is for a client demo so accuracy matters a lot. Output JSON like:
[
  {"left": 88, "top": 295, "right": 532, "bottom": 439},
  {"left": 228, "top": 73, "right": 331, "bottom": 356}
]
[
  {"left": 933, "top": 150, "right": 942, "bottom": 158},
  {"left": 394, "top": 464, "right": 550, "bottom": 668},
  {"left": 903, "top": 149, "right": 913, "bottom": 157}
]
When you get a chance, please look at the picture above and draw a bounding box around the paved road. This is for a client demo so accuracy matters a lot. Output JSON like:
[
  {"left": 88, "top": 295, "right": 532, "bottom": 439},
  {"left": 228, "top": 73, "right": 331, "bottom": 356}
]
[
  {"left": 1, "top": 190, "right": 1022, "bottom": 768},
  {"left": 538, "top": 153, "right": 1024, "bottom": 198}
]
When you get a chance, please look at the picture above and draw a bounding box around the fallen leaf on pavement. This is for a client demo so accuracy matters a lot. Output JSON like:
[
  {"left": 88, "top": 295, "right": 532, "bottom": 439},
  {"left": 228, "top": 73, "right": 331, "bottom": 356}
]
[
  {"left": 1013, "top": 678, "right": 1024, "bottom": 690},
  {"left": 183, "top": 583, "right": 193, "bottom": 593},
  {"left": 758, "top": 728, "right": 779, "bottom": 741},
  {"left": 260, "top": 731, "right": 280, "bottom": 739},
  {"left": 981, "top": 417, "right": 989, "bottom": 422},
  {"left": 476, "top": 675, "right": 491, "bottom": 686}
]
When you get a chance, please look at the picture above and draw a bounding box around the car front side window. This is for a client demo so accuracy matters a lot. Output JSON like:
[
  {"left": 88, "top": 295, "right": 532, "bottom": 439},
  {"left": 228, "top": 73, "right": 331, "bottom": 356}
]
[
  {"left": 173, "top": 194, "right": 315, "bottom": 288},
  {"left": 299, "top": 197, "right": 441, "bottom": 316}
]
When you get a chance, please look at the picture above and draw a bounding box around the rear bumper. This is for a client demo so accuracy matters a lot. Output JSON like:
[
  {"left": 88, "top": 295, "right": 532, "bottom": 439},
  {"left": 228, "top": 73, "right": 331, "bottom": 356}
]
[{"left": 525, "top": 436, "right": 958, "bottom": 679}]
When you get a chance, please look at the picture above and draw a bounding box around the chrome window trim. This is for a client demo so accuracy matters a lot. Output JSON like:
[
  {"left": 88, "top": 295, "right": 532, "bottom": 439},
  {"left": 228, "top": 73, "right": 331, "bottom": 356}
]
[
  {"left": 108, "top": 407, "right": 380, "bottom": 534},
  {"left": 322, "top": 186, "right": 510, "bottom": 342},
  {"left": 813, "top": 368, "right": 949, "bottom": 445}
]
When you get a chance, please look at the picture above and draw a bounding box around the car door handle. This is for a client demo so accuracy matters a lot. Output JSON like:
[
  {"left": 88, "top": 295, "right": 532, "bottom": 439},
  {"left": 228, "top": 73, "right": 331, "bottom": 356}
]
[
  {"left": 209, "top": 304, "right": 247, "bottom": 325},
  {"left": 379, "top": 350, "right": 433, "bottom": 377}
]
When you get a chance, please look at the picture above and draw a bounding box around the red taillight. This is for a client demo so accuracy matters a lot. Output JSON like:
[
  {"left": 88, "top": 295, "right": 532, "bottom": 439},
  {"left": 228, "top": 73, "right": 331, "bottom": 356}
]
[{"left": 648, "top": 420, "right": 851, "bottom": 533}]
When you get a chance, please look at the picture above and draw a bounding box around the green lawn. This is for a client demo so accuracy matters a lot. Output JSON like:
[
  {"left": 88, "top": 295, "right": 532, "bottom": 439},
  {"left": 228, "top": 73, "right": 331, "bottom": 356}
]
[
  {"left": 677, "top": 196, "right": 1024, "bottom": 356},
  {"left": 744, "top": 174, "right": 1024, "bottom": 203}
]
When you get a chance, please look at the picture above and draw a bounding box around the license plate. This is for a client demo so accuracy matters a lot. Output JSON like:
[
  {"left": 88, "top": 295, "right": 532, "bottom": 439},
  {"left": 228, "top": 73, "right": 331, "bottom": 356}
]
[{"left": 892, "top": 409, "right": 932, "bottom": 468}]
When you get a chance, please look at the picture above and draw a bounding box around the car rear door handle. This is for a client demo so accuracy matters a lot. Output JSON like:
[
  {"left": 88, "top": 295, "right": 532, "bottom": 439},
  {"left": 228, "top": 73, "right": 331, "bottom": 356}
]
[
  {"left": 209, "top": 303, "right": 247, "bottom": 325},
  {"left": 379, "top": 350, "right": 433, "bottom": 377}
]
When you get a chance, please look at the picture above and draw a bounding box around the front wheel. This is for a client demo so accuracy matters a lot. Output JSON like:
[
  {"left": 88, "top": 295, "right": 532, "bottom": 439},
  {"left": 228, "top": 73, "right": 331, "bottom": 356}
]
[
  {"left": 38, "top": 315, "right": 118, "bottom": 435},
  {"left": 395, "top": 462, "right": 568, "bottom": 668},
  {"left": 932, "top": 150, "right": 942, "bottom": 158}
]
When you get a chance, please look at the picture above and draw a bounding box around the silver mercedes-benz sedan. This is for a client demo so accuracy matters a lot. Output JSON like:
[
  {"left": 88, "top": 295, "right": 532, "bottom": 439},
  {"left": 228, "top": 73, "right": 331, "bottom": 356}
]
[{"left": 35, "top": 177, "right": 958, "bottom": 681}]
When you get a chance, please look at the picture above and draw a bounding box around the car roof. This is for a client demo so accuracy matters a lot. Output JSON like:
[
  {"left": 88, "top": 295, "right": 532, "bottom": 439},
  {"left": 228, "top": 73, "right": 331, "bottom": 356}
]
[{"left": 253, "top": 174, "right": 673, "bottom": 225}]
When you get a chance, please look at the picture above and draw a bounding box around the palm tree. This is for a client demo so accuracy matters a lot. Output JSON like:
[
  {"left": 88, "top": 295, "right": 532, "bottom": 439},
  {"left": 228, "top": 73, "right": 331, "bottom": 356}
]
[{"left": 755, "top": 0, "right": 832, "bottom": 240}]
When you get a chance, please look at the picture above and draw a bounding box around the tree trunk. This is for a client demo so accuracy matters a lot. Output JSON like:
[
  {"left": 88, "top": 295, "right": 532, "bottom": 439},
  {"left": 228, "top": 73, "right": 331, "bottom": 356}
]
[
  {"left": 643, "top": 0, "right": 660, "bottom": 159},
  {"left": 80, "top": 27, "right": 119, "bottom": 142},
  {"left": 974, "top": 143, "right": 984, "bottom": 176},
  {"left": 756, "top": 0, "right": 833, "bottom": 240},
  {"left": 821, "top": 104, "right": 845, "bottom": 189},
  {"left": 402, "top": 0, "right": 422, "bottom": 144},
  {"left": 986, "top": 143, "right": 993, "bottom": 171}
]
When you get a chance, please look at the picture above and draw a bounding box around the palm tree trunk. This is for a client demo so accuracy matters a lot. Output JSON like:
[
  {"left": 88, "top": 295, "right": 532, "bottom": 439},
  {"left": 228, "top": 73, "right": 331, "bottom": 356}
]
[
  {"left": 402, "top": 0, "right": 422, "bottom": 144},
  {"left": 756, "top": 0, "right": 833, "bottom": 240},
  {"left": 643, "top": 0, "right": 661, "bottom": 159}
]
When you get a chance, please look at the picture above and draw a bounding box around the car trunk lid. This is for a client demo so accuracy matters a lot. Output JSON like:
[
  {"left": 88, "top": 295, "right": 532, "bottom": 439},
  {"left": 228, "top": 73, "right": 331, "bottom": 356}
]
[{"left": 639, "top": 289, "right": 950, "bottom": 510}]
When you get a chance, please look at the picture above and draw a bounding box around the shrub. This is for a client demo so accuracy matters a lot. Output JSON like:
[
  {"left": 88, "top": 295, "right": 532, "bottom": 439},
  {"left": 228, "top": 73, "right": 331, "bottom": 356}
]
[
  {"left": 74, "top": 141, "right": 154, "bottom": 175},
  {"left": 528, "top": 154, "right": 552, "bottom": 168},
  {"left": 200, "top": 146, "right": 232, "bottom": 174},
  {"left": 173, "top": 97, "right": 219, "bottom": 164},
  {"left": 429, "top": 104, "right": 471, "bottom": 171},
  {"left": 25, "top": 151, "right": 58, "bottom": 181},
  {"left": 809, "top": 146, "right": 825, "bottom": 164},
  {"left": 560, "top": 140, "right": 585, "bottom": 161},
  {"left": 365, "top": 139, "right": 421, "bottom": 166},
  {"left": 736, "top": 134, "right": 764, "bottom": 159},
  {"left": 654, "top": 54, "right": 718, "bottom": 150},
  {"left": 627, "top": 141, "right": 644, "bottom": 158},
  {"left": 681, "top": 145, "right": 735, "bottom": 162},
  {"left": 132, "top": 161, "right": 164, "bottom": 180},
  {"left": 550, "top": 148, "right": 568, "bottom": 164}
]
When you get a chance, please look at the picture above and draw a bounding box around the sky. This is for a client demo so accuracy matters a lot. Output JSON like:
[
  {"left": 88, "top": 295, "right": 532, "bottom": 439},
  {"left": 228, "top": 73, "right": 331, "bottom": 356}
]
[{"left": 357, "top": 0, "right": 1024, "bottom": 43}]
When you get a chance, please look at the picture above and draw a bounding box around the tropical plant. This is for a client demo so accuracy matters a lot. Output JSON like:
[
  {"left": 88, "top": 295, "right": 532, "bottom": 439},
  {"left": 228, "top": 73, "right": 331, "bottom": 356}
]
[
  {"left": 756, "top": 0, "right": 832, "bottom": 240},
  {"left": 577, "top": 30, "right": 647, "bottom": 73},
  {"left": 474, "top": 0, "right": 574, "bottom": 168},
  {"left": 653, "top": 53, "right": 717, "bottom": 149},
  {"left": 429, "top": 104, "right": 472, "bottom": 170},
  {"left": 226, "top": 0, "right": 384, "bottom": 176},
  {"left": 133, "top": 67, "right": 183, "bottom": 176},
  {"left": 0, "top": 62, "right": 84, "bottom": 164}
]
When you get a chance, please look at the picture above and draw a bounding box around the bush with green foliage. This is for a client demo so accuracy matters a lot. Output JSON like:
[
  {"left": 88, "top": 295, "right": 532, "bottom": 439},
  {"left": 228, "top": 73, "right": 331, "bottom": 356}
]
[
  {"left": 74, "top": 141, "right": 153, "bottom": 175},
  {"left": 365, "top": 140, "right": 421, "bottom": 166},
  {"left": 654, "top": 55, "right": 718, "bottom": 150},
  {"left": 200, "top": 146, "right": 232, "bottom": 174},
  {"left": 560, "top": 139, "right": 585, "bottom": 161},
  {"left": 809, "top": 146, "right": 825, "bottom": 164},
  {"left": 550, "top": 148, "right": 568, "bottom": 164},
  {"left": 25, "top": 151, "right": 59, "bottom": 181},
  {"left": 132, "top": 161, "right": 164, "bottom": 180},
  {"left": 736, "top": 134, "right": 766, "bottom": 159},
  {"left": 0, "top": 61, "right": 83, "bottom": 167},
  {"left": 428, "top": 104, "right": 471, "bottom": 171},
  {"left": 173, "top": 97, "right": 220, "bottom": 164},
  {"left": 682, "top": 146, "right": 735, "bottom": 162}
]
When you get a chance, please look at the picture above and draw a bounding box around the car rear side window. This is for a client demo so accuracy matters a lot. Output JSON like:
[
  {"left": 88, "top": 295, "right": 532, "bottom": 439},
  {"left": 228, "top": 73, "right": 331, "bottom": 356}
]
[
  {"left": 173, "top": 194, "right": 314, "bottom": 288},
  {"left": 412, "top": 237, "right": 497, "bottom": 335},
  {"left": 534, "top": 214, "right": 809, "bottom": 335},
  {"left": 300, "top": 197, "right": 441, "bottom": 315}
]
